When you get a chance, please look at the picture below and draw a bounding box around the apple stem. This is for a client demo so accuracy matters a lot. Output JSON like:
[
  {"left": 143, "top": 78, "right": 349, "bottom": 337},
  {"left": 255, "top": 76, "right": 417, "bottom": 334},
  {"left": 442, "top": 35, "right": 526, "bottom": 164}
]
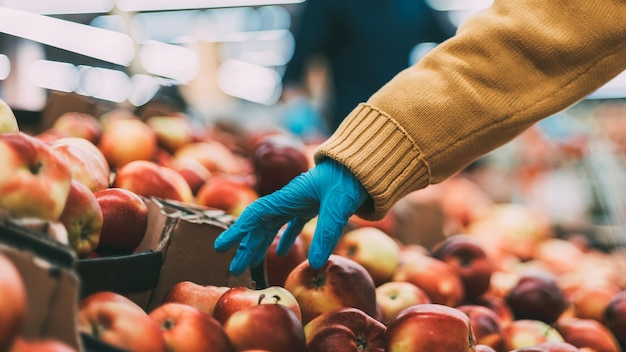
[
  {"left": 29, "top": 161, "right": 43, "bottom": 175},
  {"left": 258, "top": 293, "right": 265, "bottom": 305},
  {"left": 356, "top": 336, "right": 368, "bottom": 351}
]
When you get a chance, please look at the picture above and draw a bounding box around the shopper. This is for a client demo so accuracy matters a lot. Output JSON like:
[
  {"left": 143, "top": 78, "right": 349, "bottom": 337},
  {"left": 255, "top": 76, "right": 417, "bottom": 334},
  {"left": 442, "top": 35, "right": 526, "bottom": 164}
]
[{"left": 215, "top": 0, "right": 626, "bottom": 276}]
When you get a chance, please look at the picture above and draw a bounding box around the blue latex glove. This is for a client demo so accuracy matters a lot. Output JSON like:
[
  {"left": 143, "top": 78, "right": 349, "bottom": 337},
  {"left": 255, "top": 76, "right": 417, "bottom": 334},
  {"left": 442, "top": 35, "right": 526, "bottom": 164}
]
[{"left": 214, "top": 158, "right": 369, "bottom": 276}]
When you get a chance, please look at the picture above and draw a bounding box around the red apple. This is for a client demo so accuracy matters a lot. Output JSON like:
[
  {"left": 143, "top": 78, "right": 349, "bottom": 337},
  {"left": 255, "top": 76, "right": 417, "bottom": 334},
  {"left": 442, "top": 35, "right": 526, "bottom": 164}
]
[
  {"left": 170, "top": 158, "right": 212, "bottom": 195},
  {"left": 265, "top": 229, "right": 307, "bottom": 287},
  {"left": 502, "top": 319, "right": 564, "bottom": 351},
  {"left": 347, "top": 211, "right": 397, "bottom": 240},
  {"left": 174, "top": 140, "right": 243, "bottom": 175},
  {"left": 94, "top": 188, "right": 149, "bottom": 256},
  {"left": 333, "top": 226, "right": 401, "bottom": 286},
  {"left": 554, "top": 316, "right": 622, "bottom": 352},
  {"left": 508, "top": 341, "right": 580, "bottom": 352},
  {"left": 304, "top": 307, "right": 386, "bottom": 352},
  {"left": 58, "top": 179, "right": 103, "bottom": 258},
  {"left": 0, "top": 132, "right": 71, "bottom": 221},
  {"left": 476, "top": 345, "right": 497, "bottom": 352},
  {"left": 391, "top": 251, "right": 465, "bottom": 307},
  {"left": 0, "top": 99, "right": 19, "bottom": 133},
  {"left": 50, "top": 137, "right": 111, "bottom": 193},
  {"left": 161, "top": 281, "right": 229, "bottom": 317},
  {"left": 51, "top": 112, "right": 102, "bottom": 144},
  {"left": 146, "top": 115, "right": 195, "bottom": 153},
  {"left": 505, "top": 272, "right": 567, "bottom": 325},
  {"left": 223, "top": 304, "right": 306, "bottom": 352},
  {"left": 9, "top": 337, "right": 77, "bottom": 352},
  {"left": 0, "top": 253, "right": 27, "bottom": 352},
  {"left": 375, "top": 281, "right": 431, "bottom": 324},
  {"left": 284, "top": 254, "right": 378, "bottom": 325},
  {"left": 195, "top": 175, "right": 258, "bottom": 216},
  {"left": 78, "top": 300, "right": 166, "bottom": 352},
  {"left": 98, "top": 117, "right": 158, "bottom": 170},
  {"left": 474, "top": 294, "right": 515, "bottom": 327},
  {"left": 569, "top": 280, "right": 621, "bottom": 322},
  {"left": 212, "top": 286, "right": 302, "bottom": 324},
  {"left": 431, "top": 234, "right": 494, "bottom": 303},
  {"left": 384, "top": 303, "right": 477, "bottom": 352},
  {"left": 113, "top": 160, "right": 194, "bottom": 204},
  {"left": 148, "top": 302, "right": 233, "bottom": 352},
  {"left": 603, "top": 290, "right": 626, "bottom": 348},
  {"left": 79, "top": 291, "right": 145, "bottom": 314},
  {"left": 456, "top": 305, "right": 506, "bottom": 352},
  {"left": 250, "top": 134, "right": 310, "bottom": 196}
]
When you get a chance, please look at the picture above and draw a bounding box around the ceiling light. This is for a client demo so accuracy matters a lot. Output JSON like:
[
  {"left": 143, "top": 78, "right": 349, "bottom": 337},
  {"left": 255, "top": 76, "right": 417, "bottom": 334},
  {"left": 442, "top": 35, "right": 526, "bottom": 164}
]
[{"left": 117, "top": 0, "right": 305, "bottom": 12}]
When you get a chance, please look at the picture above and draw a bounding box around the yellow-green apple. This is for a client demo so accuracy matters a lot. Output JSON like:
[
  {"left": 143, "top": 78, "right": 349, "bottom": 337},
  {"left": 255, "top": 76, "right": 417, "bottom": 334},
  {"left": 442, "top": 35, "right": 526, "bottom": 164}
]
[
  {"left": 112, "top": 160, "right": 193, "bottom": 204},
  {"left": 502, "top": 319, "right": 564, "bottom": 351},
  {"left": 333, "top": 226, "right": 400, "bottom": 286},
  {"left": 265, "top": 230, "right": 307, "bottom": 287},
  {"left": 51, "top": 137, "right": 111, "bottom": 193},
  {"left": 375, "top": 281, "right": 431, "bottom": 324},
  {"left": 250, "top": 134, "right": 310, "bottom": 196},
  {"left": 51, "top": 112, "right": 102, "bottom": 144},
  {"left": 554, "top": 316, "right": 622, "bottom": 352},
  {"left": 161, "top": 281, "right": 229, "bottom": 317},
  {"left": 78, "top": 300, "right": 166, "bottom": 352},
  {"left": 195, "top": 175, "right": 258, "bottom": 216},
  {"left": 391, "top": 251, "right": 465, "bottom": 307},
  {"left": 603, "top": 290, "right": 626, "bottom": 347},
  {"left": 284, "top": 254, "right": 378, "bottom": 325},
  {"left": 174, "top": 140, "right": 242, "bottom": 175},
  {"left": 146, "top": 115, "right": 195, "bottom": 153},
  {"left": 98, "top": 118, "right": 158, "bottom": 170},
  {"left": 0, "top": 99, "right": 19, "bottom": 133},
  {"left": 384, "top": 303, "right": 477, "bottom": 352},
  {"left": 569, "top": 280, "right": 621, "bottom": 321},
  {"left": 9, "top": 337, "right": 78, "bottom": 352},
  {"left": 456, "top": 305, "right": 506, "bottom": 352},
  {"left": 0, "top": 252, "right": 27, "bottom": 352},
  {"left": 0, "top": 132, "right": 71, "bottom": 221},
  {"left": 222, "top": 303, "right": 306, "bottom": 352},
  {"left": 58, "top": 179, "right": 103, "bottom": 258},
  {"left": 212, "top": 286, "right": 302, "bottom": 324},
  {"left": 304, "top": 307, "right": 386, "bottom": 352},
  {"left": 94, "top": 188, "right": 149, "bottom": 256},
  {"left": 148, "top": 302, "right": 234, "bottom": 352},
  {"left": 431, "top": 234, "right": 494, "bottom": 303},
  {"left": 505, "top": 272, "right": 567, "bottom": 324},
  {"left": 170, "top": 158, "right": 211, "bottom": 195}
]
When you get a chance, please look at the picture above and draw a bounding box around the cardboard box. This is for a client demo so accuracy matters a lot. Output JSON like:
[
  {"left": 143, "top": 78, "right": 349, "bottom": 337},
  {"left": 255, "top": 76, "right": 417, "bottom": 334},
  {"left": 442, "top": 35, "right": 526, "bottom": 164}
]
[
  {"left": 0, "top": 217, "right": 82, "bottom": 351},
  {"left": 77, "top": 197, "right": 267, "bottom": 312}
]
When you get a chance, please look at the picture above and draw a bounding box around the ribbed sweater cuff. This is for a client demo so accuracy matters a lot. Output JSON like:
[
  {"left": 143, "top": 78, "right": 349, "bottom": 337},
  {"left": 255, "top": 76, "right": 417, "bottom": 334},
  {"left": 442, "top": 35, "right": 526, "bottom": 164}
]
[{"left": 314, "top": 103, "right": 430, "bottom": 220}]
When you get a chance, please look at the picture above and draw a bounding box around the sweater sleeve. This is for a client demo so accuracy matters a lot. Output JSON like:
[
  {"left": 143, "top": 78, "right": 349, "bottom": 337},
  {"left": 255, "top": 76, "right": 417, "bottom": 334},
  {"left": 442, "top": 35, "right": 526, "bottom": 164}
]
[{"left": 315, "top": 0, "right": 626, "bottom": 220}]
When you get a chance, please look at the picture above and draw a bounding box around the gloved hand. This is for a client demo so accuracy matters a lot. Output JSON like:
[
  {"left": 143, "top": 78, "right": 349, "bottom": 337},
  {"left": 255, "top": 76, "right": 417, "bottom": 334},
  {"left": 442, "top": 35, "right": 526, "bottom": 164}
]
[{"left": 214, "top": 158, "right": 369, "bottom": 276}]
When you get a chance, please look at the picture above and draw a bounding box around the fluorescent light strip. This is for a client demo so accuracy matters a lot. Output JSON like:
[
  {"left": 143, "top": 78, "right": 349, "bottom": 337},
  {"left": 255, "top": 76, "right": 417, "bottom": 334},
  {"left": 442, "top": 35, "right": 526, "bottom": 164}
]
[
  {"left": 0, "top": 0, "right": 114, "bottom": 15},
  {"left": 0, "top": 7, "right": 135, "bottom": 66},
  {"left": 117, "top": 0, "right": 305, "bottom": 12}
]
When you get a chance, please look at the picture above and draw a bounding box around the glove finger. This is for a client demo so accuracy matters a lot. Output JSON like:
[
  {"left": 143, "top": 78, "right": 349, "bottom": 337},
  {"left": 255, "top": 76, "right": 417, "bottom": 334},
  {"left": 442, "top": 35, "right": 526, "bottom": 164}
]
[
  {"left": 277, "top": 218, "right": 309, "bottom": 256},
  {"left": 307, "top": 214, "right": 349, "bottom": 269},
  {"left": 228, "top": 226, "right": 268, "bottom": 276},
  {"left": 250, "top": 233, "right": 276, "bottom": 268}
]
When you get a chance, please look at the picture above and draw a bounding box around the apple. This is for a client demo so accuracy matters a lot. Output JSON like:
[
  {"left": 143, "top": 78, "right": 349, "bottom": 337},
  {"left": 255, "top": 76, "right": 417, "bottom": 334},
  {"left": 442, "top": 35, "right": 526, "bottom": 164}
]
[
  {"left": 502, "top": 319, "right": 564, "bottom": 351},
  {"left": 508, "top": 341, "right": 580, "bottom": 352},
  {"left": 51, "top": 112, "right": 102, "bottom": 144},
  {"left": 569, "top": 280, "right": 621, "bottom": 321},
  {"left": 333, "top": 226, "right": 401, "bottom": 286},
  {"left": 304, "top": 307, "right": 386, "bottom": 352},
  {"left": 50, "top": 137, "right": 111, "bottom": 193},
  {"left": 284, "top": 254, "right": 378, "bottom": 325},
  {"left": 347, "top": 211, "right": 397, "bottom": 240},
  {"left": 195, "top": 175, "right": 259, "bottom": 216},
  {"left": 161, "top": 281, "right": 229, "bottom": 317},
  {"left": 391, "top": 251, "right": 465, "bottom": 307},
  {"left": 505, "top": 272, "right": 567, "bottom": 325},
  {"left": 212, "top": 286, "right": 302, "bottom": 324},
  {"left": 384, "top": 303, "right": 477, "bottom": 352},
  {"left": 223, "top": 303, "right": 306, "bottom": 352},
  {"left": 603, "top": 290, "right": 626, "bottom": 348},
  {"left": 0, "top": 132, "right": 71, "bottom": 221},
  {"left": 9, "top": 337, "right": 77, "bottom": 352},
  {"left": 79, "top": 291, "right": 145, "bottom": 314},
  {"left": 146, "top": 115, "right": 195, "bottom": 153},
  {"left": 98, "top": 117, "right": 158, "bottom": 170},
  {"left": 265, "top": 229, "right": 307, "bottom": 287},
  {"left": 174, "top": 140, "right": 243, "bottom": 175},
  {"left": 0, "top": 252, "right": 27, "bottom": 352},
  {"left": 473, "top": 294, "right": 515, "bottom": 327},
  {"left": 375, "top": 281, "right": 431, "bottom": 324},
  {"left": 456, "top": 305, "right": 506, "bottom": 352},
  {"left": 112, "top": 160, "right": 194, "bottom": 204},
  {"left": 58, "top": 179, "right": 103, "bottom": 258},
  {"left": 475, "top": 345, "right": 497, "bottom": 352},
  {"left": 554, "top": 316, "right": 622, "bottom": 352},
  {"left": 94, "top": 188, "right": 149, "bottom": 256},
  {"left": 148, "top": 302, "right": 234, "bottom": 352},
  {"left": 0, "top": 99, "right": 19, "bottom": 133},
  {"left": 250, "top": 134, "right": 310, "bottom": 196},
  {"left": 78, "top": 300, "right": 166, "bottom": 352},
  {"left": 431, "top": 234, "right": 494, "bottom": 303},
  {"left": 170, "top": 158, "right": 212, "bottom": 195}
]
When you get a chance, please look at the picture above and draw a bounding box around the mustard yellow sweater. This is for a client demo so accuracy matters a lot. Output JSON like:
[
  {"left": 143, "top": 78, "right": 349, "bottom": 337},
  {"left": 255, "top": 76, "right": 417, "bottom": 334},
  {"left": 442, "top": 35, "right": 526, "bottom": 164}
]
[{"left": 315, "top": 0, "right": 626, "bottom": 220}]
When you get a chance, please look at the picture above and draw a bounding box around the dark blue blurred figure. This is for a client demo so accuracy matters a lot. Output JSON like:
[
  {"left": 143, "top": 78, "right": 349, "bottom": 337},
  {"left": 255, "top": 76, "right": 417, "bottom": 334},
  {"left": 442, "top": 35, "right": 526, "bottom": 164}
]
[{"left": 281, "top": 0, "right": 452, "bottom": 134}]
